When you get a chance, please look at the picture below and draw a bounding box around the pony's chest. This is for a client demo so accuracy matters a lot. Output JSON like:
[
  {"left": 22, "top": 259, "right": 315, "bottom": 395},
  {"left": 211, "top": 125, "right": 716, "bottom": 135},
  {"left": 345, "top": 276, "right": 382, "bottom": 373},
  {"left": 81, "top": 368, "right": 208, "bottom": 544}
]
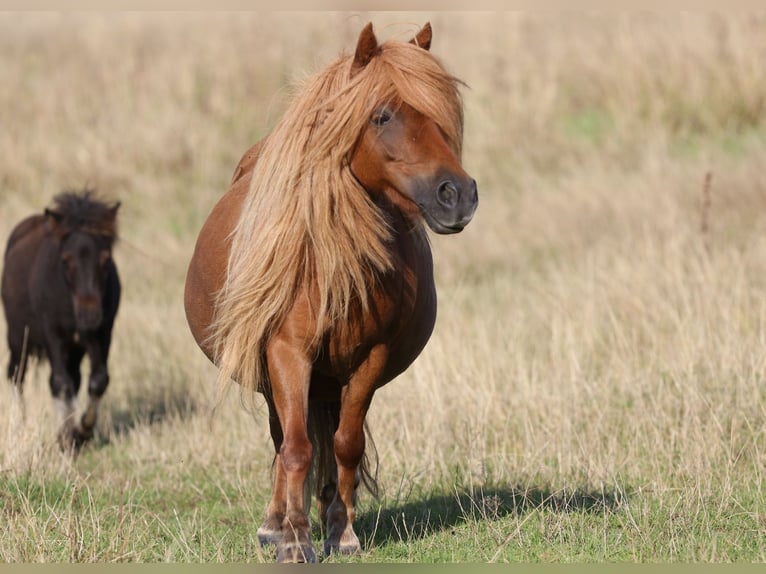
[{"left": 321, "top": 243, "right": 437, "bottom": 382}]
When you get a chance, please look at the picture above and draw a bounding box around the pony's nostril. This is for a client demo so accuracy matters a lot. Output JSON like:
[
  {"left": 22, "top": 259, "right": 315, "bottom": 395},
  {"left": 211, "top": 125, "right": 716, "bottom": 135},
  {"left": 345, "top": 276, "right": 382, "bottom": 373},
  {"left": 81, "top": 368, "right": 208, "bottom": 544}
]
[{"left": 436, "top": 181, "right": 458, "bottom": 208}]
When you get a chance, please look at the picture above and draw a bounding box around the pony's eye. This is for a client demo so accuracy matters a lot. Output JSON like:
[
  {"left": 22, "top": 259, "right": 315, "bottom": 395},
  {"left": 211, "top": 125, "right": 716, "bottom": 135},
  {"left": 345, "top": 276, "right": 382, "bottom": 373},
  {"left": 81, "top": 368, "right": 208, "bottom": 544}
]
[{"left": 371, "top": 109, "right": 392, "bottom": 127}]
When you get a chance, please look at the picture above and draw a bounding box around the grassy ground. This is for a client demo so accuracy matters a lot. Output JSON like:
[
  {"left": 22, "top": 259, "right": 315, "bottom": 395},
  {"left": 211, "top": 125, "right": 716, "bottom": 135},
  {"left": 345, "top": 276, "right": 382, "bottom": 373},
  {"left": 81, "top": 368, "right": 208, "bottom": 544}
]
[{"left": 1, "top": 12, "right": 766, "bottom": 562}]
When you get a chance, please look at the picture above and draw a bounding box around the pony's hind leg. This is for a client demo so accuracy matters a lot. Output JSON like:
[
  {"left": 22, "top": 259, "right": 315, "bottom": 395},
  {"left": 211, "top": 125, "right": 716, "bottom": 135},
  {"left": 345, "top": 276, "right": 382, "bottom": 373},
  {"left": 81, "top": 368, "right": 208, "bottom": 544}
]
[
  {"left": 7, "top": 347, "right": 28, "bottom": 423},
  {"left": 308, "top": 398, "right": 342, "bottom": 528},
  {"left": 7, "top": 351, "right": 22, "bottom": 385},
  {"left": 7, "top": 326, "right": 30, "bottom": 388}
]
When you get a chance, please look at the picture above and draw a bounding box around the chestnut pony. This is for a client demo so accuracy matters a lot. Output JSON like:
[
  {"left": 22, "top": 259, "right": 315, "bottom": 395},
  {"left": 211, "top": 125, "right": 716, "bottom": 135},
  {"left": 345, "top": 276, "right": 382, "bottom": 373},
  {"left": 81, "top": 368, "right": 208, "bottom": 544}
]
[{"left": 184, "top": 22, "right": 477, "bottom": 562}]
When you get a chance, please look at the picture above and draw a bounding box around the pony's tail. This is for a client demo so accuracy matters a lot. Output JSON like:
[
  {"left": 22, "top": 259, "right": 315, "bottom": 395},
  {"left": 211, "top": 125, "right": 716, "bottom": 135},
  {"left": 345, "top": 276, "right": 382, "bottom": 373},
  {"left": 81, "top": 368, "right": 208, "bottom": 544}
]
[{"left": 306, "top": 399, "right": 379, "bottom": 527}]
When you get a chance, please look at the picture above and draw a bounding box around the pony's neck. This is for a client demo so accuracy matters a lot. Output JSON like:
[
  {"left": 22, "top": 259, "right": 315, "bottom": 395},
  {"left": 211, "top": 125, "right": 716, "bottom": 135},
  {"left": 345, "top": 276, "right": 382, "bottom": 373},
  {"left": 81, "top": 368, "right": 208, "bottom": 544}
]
[{"left": 370, "top": 191, "right": 424, "bottom": 237}]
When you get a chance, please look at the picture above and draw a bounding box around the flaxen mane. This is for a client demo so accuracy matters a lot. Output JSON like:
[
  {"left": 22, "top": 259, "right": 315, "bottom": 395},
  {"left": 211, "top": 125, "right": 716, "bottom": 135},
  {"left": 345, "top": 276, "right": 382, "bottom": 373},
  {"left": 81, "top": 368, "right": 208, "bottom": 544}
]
[{"left": 209, "top": 34, "right": 465, "bottom": 397}]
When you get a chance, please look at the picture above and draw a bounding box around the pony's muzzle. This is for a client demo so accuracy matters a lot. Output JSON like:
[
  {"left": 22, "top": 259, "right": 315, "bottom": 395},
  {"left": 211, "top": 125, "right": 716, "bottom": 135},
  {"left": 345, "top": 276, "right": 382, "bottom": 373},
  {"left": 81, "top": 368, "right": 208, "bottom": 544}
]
[
  {"left": 459, "top": 178, "right": 479, "bottom": 224},
  {"left": 418, "top": 175, "right": 478, "bottom": 234},
  {"left": 74, "top": 297, "right": 103, "bottom": 331},
  {"left": 433, "top": 177, "right": 478, "bottom": 232}
]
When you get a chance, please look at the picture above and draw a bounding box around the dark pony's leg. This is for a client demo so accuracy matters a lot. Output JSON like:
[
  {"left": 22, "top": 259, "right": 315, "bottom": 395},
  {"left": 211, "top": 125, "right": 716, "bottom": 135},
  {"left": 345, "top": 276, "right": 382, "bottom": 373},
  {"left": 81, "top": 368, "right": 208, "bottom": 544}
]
[
  {"left": 7, "top": 344, "right": 27, "bottom": 388},
  {"left": 77, "top": 265, "right": 120, "bottom": 447},
  {"left": 6, "top": 324, "right": 30, "bottom": 388},
  {"left": 266, "top": 336, "right": 317, "bottom": 563},
  {"left": 256, "top": 398, "right": 287, "bottom": 547},
  {"left": 75, "top": 334, "right": 110, "bottom": 446},
  {"left": 66, "top": 345, "right": 85, "bottom": 393},
  {"left": 324, "top": 345, "right": 387, "bottom": 556},
  {"left": 45, "top": 332, "right": 79, "bottom": 450},
  {"left": 7, "top": 330, "right": 29, "bottom": 421},
  {"left": 64, "top": 345, "right": 86, "bottom": 448}
]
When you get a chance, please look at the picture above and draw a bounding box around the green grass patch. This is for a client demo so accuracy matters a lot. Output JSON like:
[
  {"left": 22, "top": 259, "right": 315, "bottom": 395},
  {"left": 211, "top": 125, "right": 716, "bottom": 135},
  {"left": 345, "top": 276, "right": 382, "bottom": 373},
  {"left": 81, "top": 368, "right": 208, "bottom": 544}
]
[{"left": 0, "top": 432, "right": 763, "bottom": 562}]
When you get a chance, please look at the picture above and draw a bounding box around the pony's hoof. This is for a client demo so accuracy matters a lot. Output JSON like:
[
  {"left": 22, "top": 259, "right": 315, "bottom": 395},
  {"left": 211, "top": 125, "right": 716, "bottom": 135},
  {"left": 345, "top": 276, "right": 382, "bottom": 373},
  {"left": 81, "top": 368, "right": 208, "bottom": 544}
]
[
  {"left": 276, "top": 541, "right": 317, "bottom": 563},
  {"left": 73, "top": 425, "right": 93, "bottom": 446},
  {"left": 256, "top": 526, "right": 282, "bottom": 547},
  {"left": 56, "top": 430, "right": 78, "bottom": 454},
  {"left": 324, "top": 531, "right": 361, "bottom": 557},
  {"left": 324, "top": 540, "right": 361, "bottom": 557},
  {"left": 57, "top": 425, "right": 93, "bottom": 455}
]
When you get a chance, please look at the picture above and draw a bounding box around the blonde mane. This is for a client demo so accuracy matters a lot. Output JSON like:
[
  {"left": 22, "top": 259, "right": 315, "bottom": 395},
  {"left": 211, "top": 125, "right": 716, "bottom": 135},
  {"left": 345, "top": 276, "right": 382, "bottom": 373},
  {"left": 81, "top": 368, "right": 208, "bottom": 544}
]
[{"left": 209, "top": 34, "right": 465, "bottom": 398}]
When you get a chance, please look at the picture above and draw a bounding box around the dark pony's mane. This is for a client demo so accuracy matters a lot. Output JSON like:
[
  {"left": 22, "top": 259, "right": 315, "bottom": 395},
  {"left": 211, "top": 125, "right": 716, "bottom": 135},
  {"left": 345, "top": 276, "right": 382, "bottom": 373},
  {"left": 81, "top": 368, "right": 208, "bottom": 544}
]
[{"left": 48, "top": 189, "right": 119, "bottom": 243}]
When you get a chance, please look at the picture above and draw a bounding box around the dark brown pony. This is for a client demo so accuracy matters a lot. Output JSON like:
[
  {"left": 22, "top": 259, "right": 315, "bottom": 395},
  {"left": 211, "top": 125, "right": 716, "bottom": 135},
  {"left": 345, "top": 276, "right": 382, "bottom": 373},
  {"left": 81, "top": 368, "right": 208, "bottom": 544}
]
[
  {"left": 2, "top": 190, "right": 121, "bottom": 451},
  {"left": 184, "top": 22, "right": 477, "bottom": 562}
]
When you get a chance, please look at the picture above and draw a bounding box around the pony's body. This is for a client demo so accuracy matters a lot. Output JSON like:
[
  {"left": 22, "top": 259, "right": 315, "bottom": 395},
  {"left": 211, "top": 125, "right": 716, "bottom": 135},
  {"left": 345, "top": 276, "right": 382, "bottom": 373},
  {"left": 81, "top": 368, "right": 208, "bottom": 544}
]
[
  {"left": 185, "top": 22, "right": 477, "bottom": 562},
  {"left": 2, "top": 191, "right": 121, "bottom": 451},
  {"left": 186, "top": 141, "right": 437, "bottom": 391}
]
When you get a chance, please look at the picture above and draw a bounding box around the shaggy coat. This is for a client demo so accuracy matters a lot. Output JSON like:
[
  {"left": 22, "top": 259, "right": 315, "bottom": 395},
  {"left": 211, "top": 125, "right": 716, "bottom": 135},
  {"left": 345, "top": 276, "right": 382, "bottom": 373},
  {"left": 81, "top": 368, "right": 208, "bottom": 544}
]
[{"left": 2, "top": 190, "right": 121, "bottom": 449}]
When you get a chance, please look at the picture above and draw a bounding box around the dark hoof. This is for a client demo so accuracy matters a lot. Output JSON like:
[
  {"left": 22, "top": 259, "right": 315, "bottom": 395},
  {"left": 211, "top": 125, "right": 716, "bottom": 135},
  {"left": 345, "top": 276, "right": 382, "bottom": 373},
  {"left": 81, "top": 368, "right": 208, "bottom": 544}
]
[
  {"left": 57, "top": 426, "right": 93, "bottom": 455},
  {"left": 57, "top": 430, "right": 77, "bottom": 453},
  {"left": 72, "top": 426, "right": 94, "bottom": 451},
  {"left": 57, "top": 435, "right": 75, "bottom": 454},
  {"left": 276, "top": 541, "right": 317, "bottom": 563}
]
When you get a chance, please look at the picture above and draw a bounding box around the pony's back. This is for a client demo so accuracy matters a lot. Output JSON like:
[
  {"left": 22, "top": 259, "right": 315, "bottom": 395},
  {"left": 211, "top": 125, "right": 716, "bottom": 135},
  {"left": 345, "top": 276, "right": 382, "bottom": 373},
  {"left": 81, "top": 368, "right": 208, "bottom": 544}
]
[{"left": 4, "top": 214, "right": 46, "bottom": 257}]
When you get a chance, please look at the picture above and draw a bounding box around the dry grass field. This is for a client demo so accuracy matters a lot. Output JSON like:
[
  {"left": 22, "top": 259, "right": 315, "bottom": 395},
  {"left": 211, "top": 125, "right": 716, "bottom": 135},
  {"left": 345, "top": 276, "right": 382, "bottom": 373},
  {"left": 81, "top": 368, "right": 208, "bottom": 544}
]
[{"left": 1, "top": 11, "right": 765, "bottom": 562}]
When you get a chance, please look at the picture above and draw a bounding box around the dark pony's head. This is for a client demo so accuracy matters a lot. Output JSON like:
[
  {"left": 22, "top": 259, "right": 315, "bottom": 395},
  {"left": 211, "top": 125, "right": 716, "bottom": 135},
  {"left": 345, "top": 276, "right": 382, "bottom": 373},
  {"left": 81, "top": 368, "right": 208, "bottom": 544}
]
[{"left": 45, "top": 189, "right": 120, "bottom": 332}]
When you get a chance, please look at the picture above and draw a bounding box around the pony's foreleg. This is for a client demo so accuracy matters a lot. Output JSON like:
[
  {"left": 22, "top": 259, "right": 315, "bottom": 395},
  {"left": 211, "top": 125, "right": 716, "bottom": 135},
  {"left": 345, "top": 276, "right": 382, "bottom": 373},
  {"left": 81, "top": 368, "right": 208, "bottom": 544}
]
[
  {"left": 257, "top": 401, "right": 287, "bottom": 547},
  {"left": 324, "top": 344, "right": 387, "bottom": 557},
  {"left": 75, "top": 337, "right": 110, "bottom": 447},
  {"left": 75, "top": 370, "right": 106, "bottom": 448},
  {"left": 44, "top": 333, "right": 79, "bottom": 451},
  {"left": 48, "top": 368, "right": 77, "bottom": 451},
  {"left": 266, "top": 337, "right": 317, "bottom": 563}
]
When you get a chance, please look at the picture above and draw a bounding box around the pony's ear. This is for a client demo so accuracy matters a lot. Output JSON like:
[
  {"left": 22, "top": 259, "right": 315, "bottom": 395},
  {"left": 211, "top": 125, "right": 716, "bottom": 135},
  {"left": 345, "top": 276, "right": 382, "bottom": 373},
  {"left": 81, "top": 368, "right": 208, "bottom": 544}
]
[
  {"left": 44, "top": 208, "right": 63, "bottom": 224},
  {"left": 110, "top": 201, "right": 121, "bottom": 216},
  {"left": 351, "top": 22, "right": 378, "bottom": 78},
  {"left": 410, "top": 22, "right": 432, "bottom": 51},
  {"left": 44, "top": 208, "right": 65, "bottom": 235}
]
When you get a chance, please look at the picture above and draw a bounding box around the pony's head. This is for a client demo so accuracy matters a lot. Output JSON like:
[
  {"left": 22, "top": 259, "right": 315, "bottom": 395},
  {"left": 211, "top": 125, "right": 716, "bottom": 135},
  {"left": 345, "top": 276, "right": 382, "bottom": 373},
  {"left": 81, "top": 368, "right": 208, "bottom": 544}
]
[
  {"left": 348, "top": 22, "right": 478, "bottom": 234},
  {"left": 45, "top": 190, "right": 119, "bottom": 332}
]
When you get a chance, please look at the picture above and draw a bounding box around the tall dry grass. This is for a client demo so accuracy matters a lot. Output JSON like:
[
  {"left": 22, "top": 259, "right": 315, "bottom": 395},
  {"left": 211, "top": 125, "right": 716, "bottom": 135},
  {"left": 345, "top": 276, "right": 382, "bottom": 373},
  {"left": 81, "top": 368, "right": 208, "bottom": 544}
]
[{"left": 1, "top": 11, "right": 766, "bottom": 560}]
